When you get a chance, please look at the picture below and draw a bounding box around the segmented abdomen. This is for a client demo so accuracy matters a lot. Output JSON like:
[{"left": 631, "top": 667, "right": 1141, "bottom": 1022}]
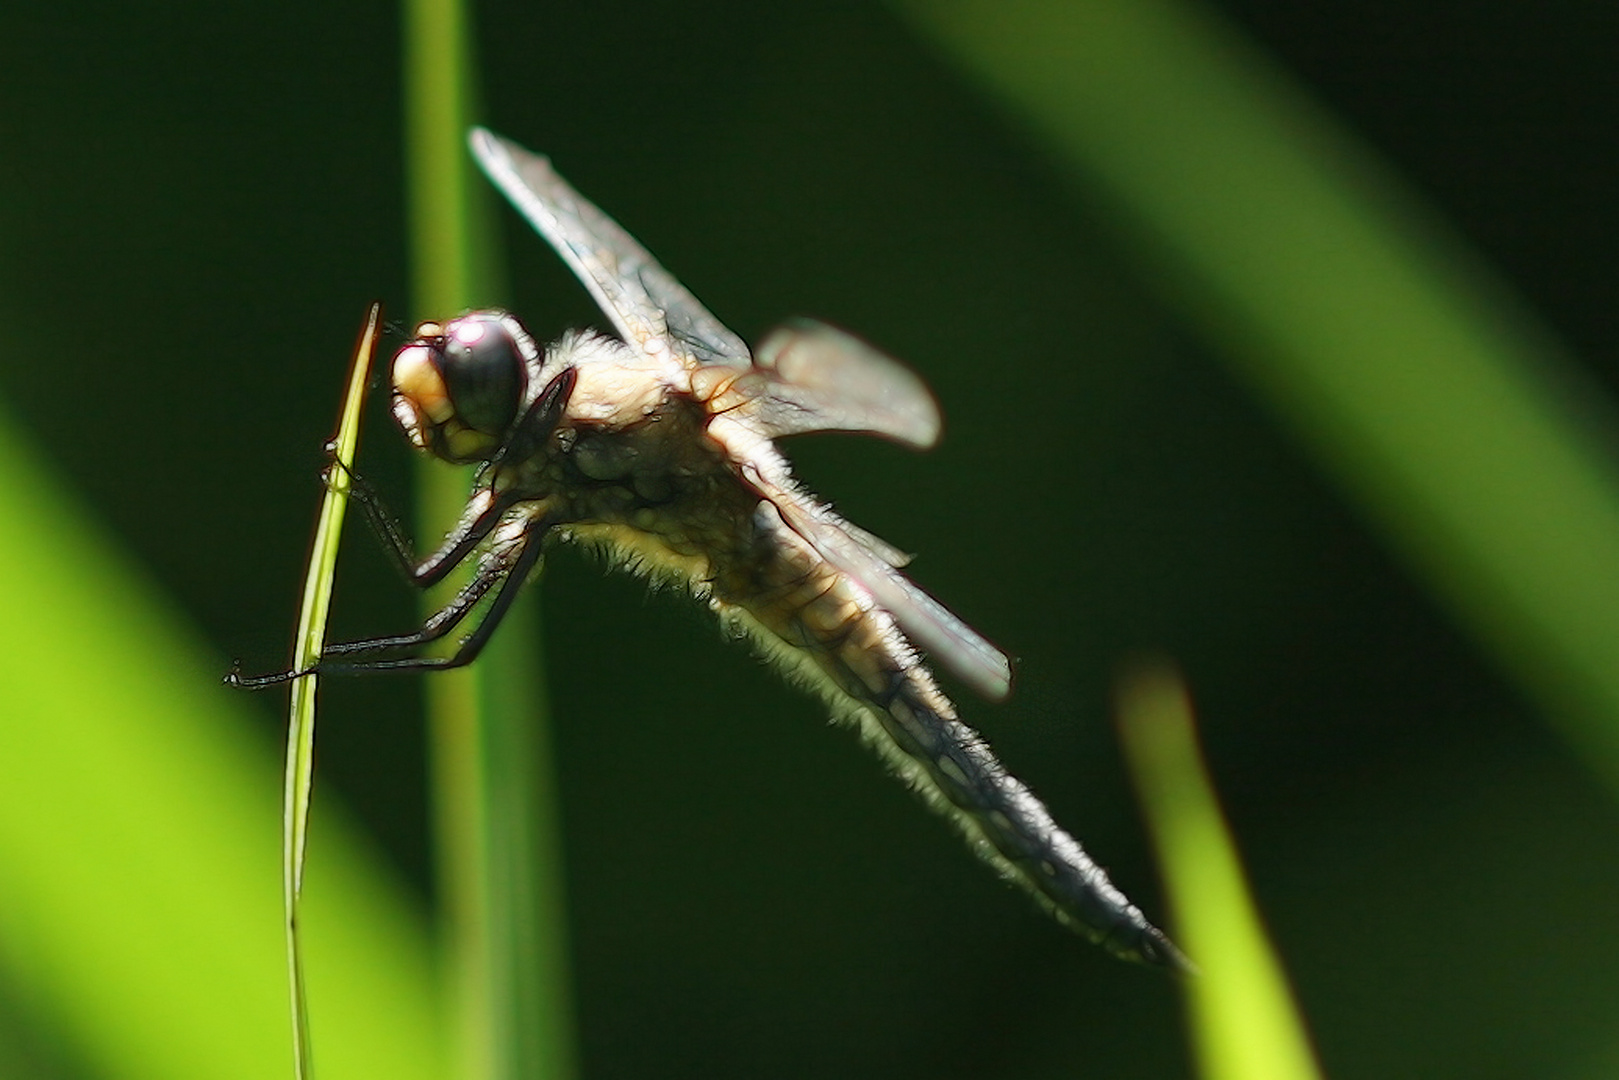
[{"left": 710, "top": 503, "right": 1187, "bottom": 971}]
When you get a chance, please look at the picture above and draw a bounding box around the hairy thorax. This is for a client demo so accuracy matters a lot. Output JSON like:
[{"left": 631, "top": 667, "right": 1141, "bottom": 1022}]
[{"left": 493, "top": 368, "right": 762, "bottom": 589}]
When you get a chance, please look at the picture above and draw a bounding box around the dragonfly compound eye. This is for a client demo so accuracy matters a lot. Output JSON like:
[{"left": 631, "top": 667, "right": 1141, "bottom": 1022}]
[{"left": 390, "top": 314, "right": 528, "bottom": 464}]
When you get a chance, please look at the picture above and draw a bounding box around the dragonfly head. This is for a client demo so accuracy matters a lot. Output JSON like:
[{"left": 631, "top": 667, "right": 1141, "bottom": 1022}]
[{"left": 391, "top": 312, "right": 531, "bottom": 464}]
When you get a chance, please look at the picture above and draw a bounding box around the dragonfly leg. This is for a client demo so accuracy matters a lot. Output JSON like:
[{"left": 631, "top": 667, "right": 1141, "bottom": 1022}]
[
  {"left": 492, "top": 367, "right": 576, "bottom": 467},
  {"left": 315, "top": 531, "right": 550, "bottom": 676},
  {"left": 338, "top": 461, "right": 518, "bottom": 589},
  {"left": 318, "top": 551, "right": 508, "bottom": 661},
  {"left": 323, "top": 459, "right": 418, "bottom": 578},
  {"left": 227, "top": 524, "right": 547, "bottom": 688},
  {"left": 224, "top": 488, "right": 548, "bottom": 687},
  {"left": 306, "top": 524, "right": 548, "bottom": 677}
]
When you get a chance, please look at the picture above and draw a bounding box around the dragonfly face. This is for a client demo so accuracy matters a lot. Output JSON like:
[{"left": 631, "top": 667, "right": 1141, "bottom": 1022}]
[
  {"left": 239, "top": 128, "right": 1188, "bottom": 973},
  {"left": 390, "top": 313, "right": 533, "bottom": 464}
]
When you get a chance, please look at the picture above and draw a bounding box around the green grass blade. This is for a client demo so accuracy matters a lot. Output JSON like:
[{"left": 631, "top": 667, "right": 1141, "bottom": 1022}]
[
  {"left": 403, "top": 0, "right": 577, "bottom": 1076},
  {"left": 895, "top": 0, "right": 1619, "bottom": 788},
  {"left": 1118, "top": 663, "right": 1321, "bottom": 1080},
  {"left": 282, "top": 304, "right": 382, "bottom": 1080}
]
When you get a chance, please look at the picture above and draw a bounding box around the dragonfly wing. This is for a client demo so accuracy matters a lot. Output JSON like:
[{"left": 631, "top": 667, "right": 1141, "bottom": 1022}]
[
  {"left": 742, "top": 319, "right": 941, "bottom": 448},
  {"left": 730, "top": 449, "right": 1012, "bottom": 701},
  {"left": 469, "top": 128, "right": 752, "bottom": 369},
  {"left": 782, "top": 489, "right": 1011, "bottom": 701},
  {"left": 475, "top": 129, "right": 1003, "bottom": 691},
  {"left": 834, "top": 519, "right": 913, "bottom": 569}
]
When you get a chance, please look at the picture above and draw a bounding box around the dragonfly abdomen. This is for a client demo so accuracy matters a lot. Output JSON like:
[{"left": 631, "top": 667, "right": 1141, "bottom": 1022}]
[
  {"left": 710, "top": 506, "right": 1188, "bottom": 971},
  {"left": 871, "top": 684, "right": 1185, "bottom": 968},
  {"left": 840, "top": 642, "right": 1185, "bottom": 970}
]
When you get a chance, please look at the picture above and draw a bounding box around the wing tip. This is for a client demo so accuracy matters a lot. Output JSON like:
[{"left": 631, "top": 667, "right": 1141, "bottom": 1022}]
[
  {"left": 467, "top": 125, "right": 499, "bottom": 158},
  {"left": 977, "top": 661, "right": 1013, "bottom": 702}
]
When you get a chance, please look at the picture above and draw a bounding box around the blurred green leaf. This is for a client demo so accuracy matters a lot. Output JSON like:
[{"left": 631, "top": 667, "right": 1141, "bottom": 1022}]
[
  {"left": 897, "top": 0, "right": 1619, "bottom": 789},
  {"left": 1119, "top": 662, "right": 1320, "bottom": 1080},
  {"left": 0, "top": 397, "right": 445, "bottom": 1079}
]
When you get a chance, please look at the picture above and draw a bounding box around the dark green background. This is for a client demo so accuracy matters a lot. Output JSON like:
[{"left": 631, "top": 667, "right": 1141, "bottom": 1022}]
[{"left": 3, "top": 2, "right": 1617, "bottom": 1077}]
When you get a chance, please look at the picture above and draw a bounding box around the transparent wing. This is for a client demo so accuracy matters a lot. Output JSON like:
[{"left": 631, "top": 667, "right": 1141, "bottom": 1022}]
[
  {"left": 776, "top": 483, "right": 1012, "bottom": 701},
  {"left": 834, "top": 519, "right": 913, "bottom": 569},
  {"left": 474, "top": 128, "right": 1006, "bottom": 696},
  {"left": 469, "top": 127, "right": 752, "bottom": 369},
  {"left": 735, "top": 319, "right": 942, "bottom": 448},
  {"left": 735, "top": 453, "right": 1013, "bottom": 701}
]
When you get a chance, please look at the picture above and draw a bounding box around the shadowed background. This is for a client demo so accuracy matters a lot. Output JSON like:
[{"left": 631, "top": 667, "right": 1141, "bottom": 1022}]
[{"left": 1, "top": 1, "right": 1616, "bottom": 1077}]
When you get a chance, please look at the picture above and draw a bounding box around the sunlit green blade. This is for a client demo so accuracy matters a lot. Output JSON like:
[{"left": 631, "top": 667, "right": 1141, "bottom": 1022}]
[
  {"left": 896, "top": 0, "right": 1619, "bottom": 788},
  {"left": 1119, "top": 664, "right": 1320, "bottom": 1080},
  {"left": 0, "top": 398, "right": 444, "bottom": 1079},
  {"left": 282, "top": 304, "right": 381, "bottom": 1079},
  {"left": 402, "top": 0, "right": 577, "bottom": 1075}
]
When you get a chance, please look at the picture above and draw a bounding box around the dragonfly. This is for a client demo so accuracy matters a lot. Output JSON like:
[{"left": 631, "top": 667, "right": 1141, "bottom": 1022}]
[{"left": 234, "top": 127, "right": 1187, "bottom": 972}]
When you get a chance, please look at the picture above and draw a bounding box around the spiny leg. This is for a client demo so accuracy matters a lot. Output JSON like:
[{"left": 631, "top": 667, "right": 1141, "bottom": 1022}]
[
  {"left": 492, "top": 367, "right": 576, "bottom": 467},
  {"left": 333, "top": 455, "right": 519, "bottom": 589},
  {"left": 229, "top": 521, "right": 550, "bottom": 688},
  {"left": 313, "top": 527, "right": 547, "bottom": 676},
  {"left": 318, "top": 550, "right": 510, "bottom": 660}
]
